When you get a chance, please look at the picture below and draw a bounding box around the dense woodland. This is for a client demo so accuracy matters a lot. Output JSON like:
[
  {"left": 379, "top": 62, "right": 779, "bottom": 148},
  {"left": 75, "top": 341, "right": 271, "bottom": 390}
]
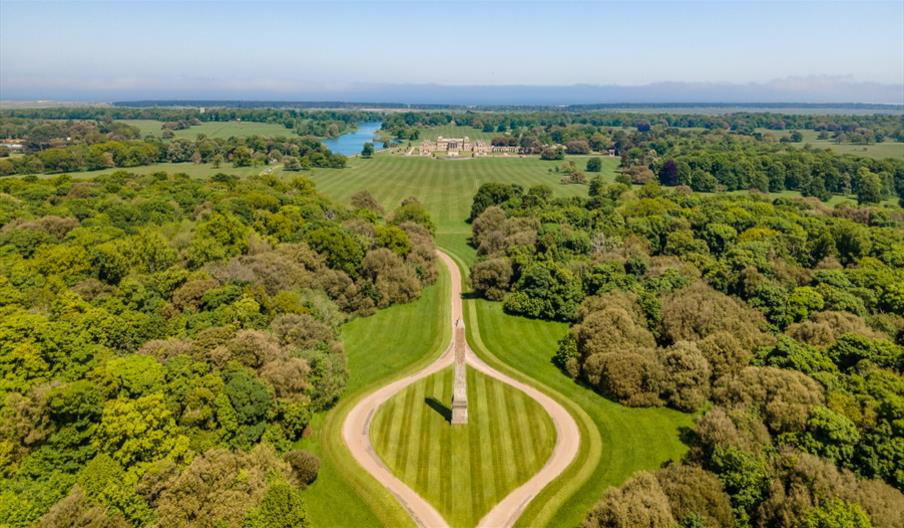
[
  {"left": 1, "top": 107, "right": 903, "bottom": 527},
  {"left": 468, "top": 181, "right": 904, "bottom": 527},
  {"left": 617, "top": 129, "right": 903, "bottom": 203},
  {"left": 0, "top": 171, "right": 437, "bottom": 526}
]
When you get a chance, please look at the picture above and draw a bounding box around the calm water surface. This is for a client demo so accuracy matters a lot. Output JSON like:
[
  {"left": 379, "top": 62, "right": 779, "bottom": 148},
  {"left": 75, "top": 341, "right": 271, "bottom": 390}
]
[{"left": 322, "top": 121, "right": 385, "bottom": 156}]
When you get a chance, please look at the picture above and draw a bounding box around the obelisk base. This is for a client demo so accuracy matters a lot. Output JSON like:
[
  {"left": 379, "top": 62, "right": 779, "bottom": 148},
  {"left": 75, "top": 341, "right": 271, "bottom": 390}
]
[
  {"left": 451, "top": 394, "right": 468, "bottom": 424},
  {"left": 451, "top": 320, "right": 468, "bottom": 425}
]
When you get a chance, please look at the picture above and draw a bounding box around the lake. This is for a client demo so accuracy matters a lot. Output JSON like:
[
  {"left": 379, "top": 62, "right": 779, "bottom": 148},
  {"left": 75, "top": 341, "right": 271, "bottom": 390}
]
[{"left": 322, "top": 121, "right": 385, "bottom": 156}]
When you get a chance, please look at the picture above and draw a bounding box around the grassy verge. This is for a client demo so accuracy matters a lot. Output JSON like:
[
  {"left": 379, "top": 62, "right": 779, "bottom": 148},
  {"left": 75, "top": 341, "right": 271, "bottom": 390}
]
[
  {"left": 370, "top": 366, "right": 555, "bottom": 528},
  {"left": 298, "top": 263, "right": 451, "bottom": 527}
]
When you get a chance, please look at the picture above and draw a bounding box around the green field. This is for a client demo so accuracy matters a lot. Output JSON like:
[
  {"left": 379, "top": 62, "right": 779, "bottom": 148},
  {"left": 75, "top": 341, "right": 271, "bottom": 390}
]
[
  {"left": 415, "top": 124, "right": 496, "bottom": 142},
  {"left": 307, "top": 155, "right": 618, "bottom": 262},
  {"left": 298, "top": 265, "right": 451, "bottom": 528},
  {"left": 464, "top": 299, "right": 695, "bottom": 527},
  {"left": 121, "top": 119, "right": 295, "bottom": 139},
  {"left": 754, "top": 128, "right": 904, "bottom": 160},
  {"left": 371, "top": 367, "right": 555, "bottom": 528}
]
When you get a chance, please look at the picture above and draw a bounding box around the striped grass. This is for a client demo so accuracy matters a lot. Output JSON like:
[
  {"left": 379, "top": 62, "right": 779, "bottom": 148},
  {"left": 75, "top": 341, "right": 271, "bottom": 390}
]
[
  {"left": 307, "top": 155, "right": 618, "bottom": 262},
  {"left": 297, "top": 265, "right": 451, "bottom": 528},
  {"left": 466, "top": 299, "right": 696, "bottom": 528},
  {"left": 371, "top": 367, "right": 556, "bottom": 528}
]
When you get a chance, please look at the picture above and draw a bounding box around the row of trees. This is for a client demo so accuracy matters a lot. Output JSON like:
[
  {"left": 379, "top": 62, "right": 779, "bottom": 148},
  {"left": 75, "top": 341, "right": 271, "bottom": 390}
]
[
  {"left": 0, "top": 118, "right": 142, "bottom": 152},
  {"left": 385, "top": 115, "right": 904, "bottom": 205},
  {"left": 630, "top": 132, "right": 904, "bottom": 204},
  {"left": 381, "top": 110, "right": 904, "bottom": 142},
  {"left": 468, "top": 181, "right": 904, "bottom": 525},
  {"left": 0, "top": 135, "right": 348, "bottom": 175},
  {"left": 0, "top": 170, "right": 438, "bottom": 526},
  {"left": 1, "top": 107, "right": 380, "bottom": 138}
]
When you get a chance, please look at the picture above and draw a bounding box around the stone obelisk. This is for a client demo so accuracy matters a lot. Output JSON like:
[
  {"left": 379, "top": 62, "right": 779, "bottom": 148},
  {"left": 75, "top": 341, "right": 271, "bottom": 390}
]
[{"left": 451, "top": 319, "right": 468, "bottom": 424}]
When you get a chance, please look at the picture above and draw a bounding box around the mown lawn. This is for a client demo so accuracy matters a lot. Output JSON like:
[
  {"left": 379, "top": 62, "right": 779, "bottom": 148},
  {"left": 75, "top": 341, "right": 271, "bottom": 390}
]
[
  {"left": 307, "top": 155, "right": 618, "bottom": 263},
  {"left": 305, "top": 155, "right": 694, "bottom": 526},
  {"left": 371, "top": 366, "right": 555, "bottom": 528},
  {"left": 120, "top": 119, "right": 295, "bottom": 139},
  {"left": 297, "top": 264, "right": 451, "bottom": 528},
  {"left": 466, "top": 299, "right": 695, "bottom": 528},
  {"left": 415, "top": 124, "right": 496, "bottom": 142}
]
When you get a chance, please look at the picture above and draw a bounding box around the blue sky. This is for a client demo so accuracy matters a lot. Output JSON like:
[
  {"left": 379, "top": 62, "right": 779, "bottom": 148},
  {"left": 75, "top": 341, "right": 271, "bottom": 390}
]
[{"left": 1, "top": 1, "right": 902, "bottom": 100}]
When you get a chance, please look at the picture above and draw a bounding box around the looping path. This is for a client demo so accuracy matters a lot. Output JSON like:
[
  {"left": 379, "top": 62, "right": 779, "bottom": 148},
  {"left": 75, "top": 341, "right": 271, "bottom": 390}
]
[{"left": 341, "top": 250, "right": 580, "bottom": 527}]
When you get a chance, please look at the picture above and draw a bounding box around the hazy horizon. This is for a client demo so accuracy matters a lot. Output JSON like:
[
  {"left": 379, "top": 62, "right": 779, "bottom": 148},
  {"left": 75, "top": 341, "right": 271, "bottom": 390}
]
[{"left": 1, "top": 0, "right": 903, "bottom": 104}]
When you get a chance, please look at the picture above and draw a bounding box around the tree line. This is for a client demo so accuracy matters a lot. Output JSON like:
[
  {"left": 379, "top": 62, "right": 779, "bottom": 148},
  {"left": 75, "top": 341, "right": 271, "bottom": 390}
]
[
  {"left": 0, "top": 170, "right": 438, "bottom": 526},
  {"left": 619, "top": 130, "right": 904, "bottom": 204},
  {"left": 381, "top": 110, "right": 904, "bottom": 142},
  {"left": 0, "top": 135, "right": 348, "bottom": 175},
  {"left": 468, "top": 181, "right": 904, "bottom": 527},
  {"left": 1, "top": 108, "right": 379, "bottom": 142},
  {"left": 0, "top": 118, "right": 142, "bottom": 152}
]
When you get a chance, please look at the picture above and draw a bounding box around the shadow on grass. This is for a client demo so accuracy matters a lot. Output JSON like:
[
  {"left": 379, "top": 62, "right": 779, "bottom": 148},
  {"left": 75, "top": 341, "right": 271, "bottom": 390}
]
[
  {"left": 425, "top": 397, "right": 452, "bottom": 423},
  {"left": 678, "top": 425, "right": 698, "bottom": 447}
]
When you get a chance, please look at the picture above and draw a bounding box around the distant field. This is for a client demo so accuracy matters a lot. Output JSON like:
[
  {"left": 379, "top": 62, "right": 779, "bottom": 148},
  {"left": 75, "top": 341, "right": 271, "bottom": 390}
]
[
  {"left": 34, "top": 161, "right": 269, "bottom": 180},
  {"left": 608, "top": 106, "right": 904, "bottom": 115},
  {"left": 371, "top": 367, "right": 555, "bottom": 528},
  {"left": 755, "top": 128, "right": 904, "bottom": 160},
  {"left": 414, "top": 125, "right": 496, "bottom": 143},
  {"left": 121, "top": 119, "right": 295, "bottom": 139}
]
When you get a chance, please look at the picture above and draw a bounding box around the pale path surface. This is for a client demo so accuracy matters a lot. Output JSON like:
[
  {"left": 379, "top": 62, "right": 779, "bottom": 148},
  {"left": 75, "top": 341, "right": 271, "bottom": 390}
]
[{"left": 342, "top": 250, "right": 581, "bottom": 527}]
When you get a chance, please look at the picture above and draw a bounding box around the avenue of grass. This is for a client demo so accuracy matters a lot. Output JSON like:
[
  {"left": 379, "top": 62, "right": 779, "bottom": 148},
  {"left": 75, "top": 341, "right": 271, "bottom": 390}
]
[
  {"left": 371, "top": 366, "right": 555, "bottom": 528},
  {"left": 297, "top": 264, "right": 451, "bottom": 528},
  {"left": 246, "top": 155, "right": 692, "bottom": 524},
  {"left": 36, "top": 153, "right": 815, "bottom": 524},
  {"left": 307, "top": 155, "right": 617, "bottom": 262}
]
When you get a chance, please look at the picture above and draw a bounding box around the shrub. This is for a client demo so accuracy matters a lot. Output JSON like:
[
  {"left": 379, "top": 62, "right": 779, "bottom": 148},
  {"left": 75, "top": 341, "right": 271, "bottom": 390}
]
[
  {"left": 540, "top": 146, "right": 565, "bottom": 160},
  {"left": 661, "top": 282, "right": 767, "bottom": 349},
  {"left": 712, "top": 366, "right": 824, "bottom": 434},
  {"left": 659, "top": 341, "right": 711, "bottom": 412},
  {"left": 285, "top": 450, "right": 320, "bottom": 487},
  {"left": 471, "top": 257, "right": 513, "bottom": 301},
  {"left": 583, "top": 350, "right": 663, "bottom": 407},
  {"left": 655, "top": 464, "right": 734, "bottom": 528},
  {"left": 584, "top": 471, "right": 675, "bottom": 528}
]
